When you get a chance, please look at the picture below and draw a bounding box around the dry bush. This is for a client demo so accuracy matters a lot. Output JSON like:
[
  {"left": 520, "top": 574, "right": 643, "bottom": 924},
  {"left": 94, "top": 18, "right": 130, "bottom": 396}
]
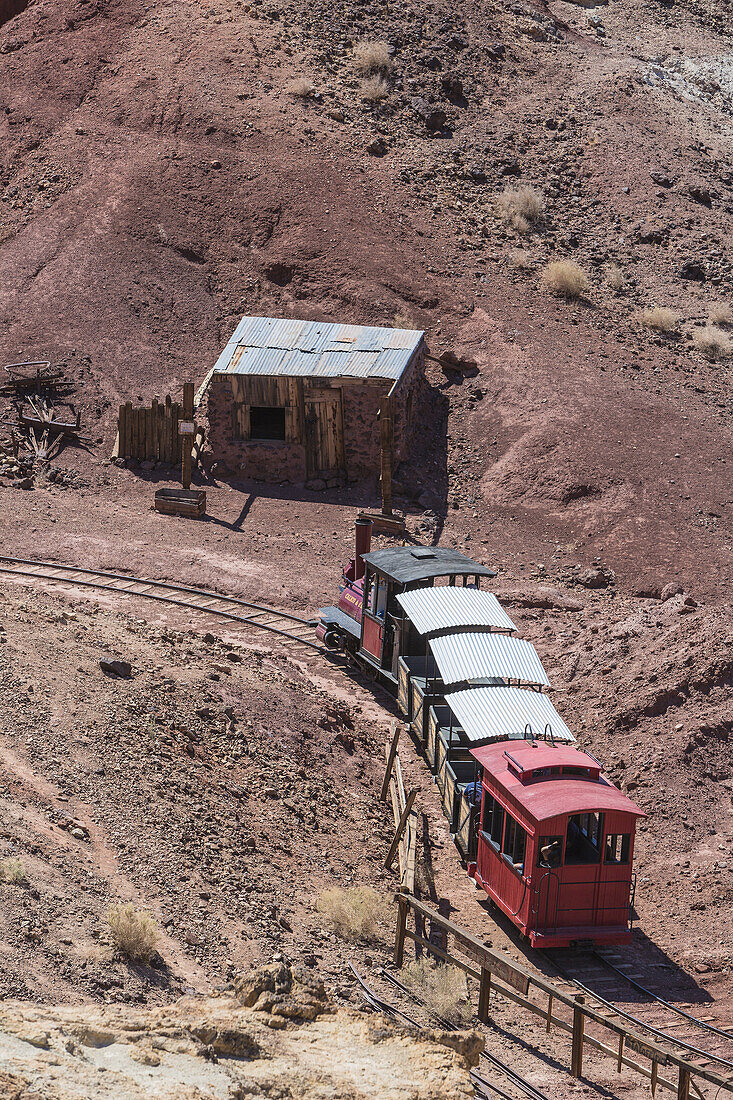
[
  {"left": 509, "top": 248, "right": 533, "bottom": 270},
  {"left": 708, "top": 302, "right": 733, "bottom": 326},
  {"left": 496, "top": 186, "right": 544, "bottom": 235},
  {"left": 605, "top": 263, "right": 625, "bottom": 291},
  {"left": 636, "top": 307, "right": 679, "bottom": 333},
  {"left": 693, "top": 325, "right": 733, "bottom": 360},
  {"left": 402, "top": 958, "right": 473, "bottom": 1027},
  {"left": 394, "top": 311, "right": 417, "bottom": 330},
  {"left": 315, "top": 886, "right": 389, "bottom": 942},
  {"left": 540, "top": 260, "right": 590, "bottom": 299},
  {"left": 0, "top": 857, "right": 26, "bottom": 885},
  {"left": 107, "top": 903, "right": 160, "bottom": 963},
  {"left": 360, "top": 75, "right": 390, "bottom": 102},
  {"left": 352, "top": 39, "right": 393, "bottom": 75},
  {"left": 286, "top": 76, "right": 315, "bottom": 98}
]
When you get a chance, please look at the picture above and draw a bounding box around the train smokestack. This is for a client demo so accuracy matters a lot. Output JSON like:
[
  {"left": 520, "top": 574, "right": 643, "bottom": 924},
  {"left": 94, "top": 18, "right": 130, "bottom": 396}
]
[{"left": 354, "top": 516, "right": 372, "bottom": 581}]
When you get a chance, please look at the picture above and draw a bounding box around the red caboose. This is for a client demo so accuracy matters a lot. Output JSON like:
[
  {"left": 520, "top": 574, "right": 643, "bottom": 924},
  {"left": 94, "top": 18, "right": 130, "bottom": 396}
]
[{"left": 468, "top": 741, "right": 645, "bottom": 948}]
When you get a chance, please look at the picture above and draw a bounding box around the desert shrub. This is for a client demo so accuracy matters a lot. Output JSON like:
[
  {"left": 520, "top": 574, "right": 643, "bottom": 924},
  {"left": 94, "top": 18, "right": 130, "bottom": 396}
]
[
  {"left": 360, "top": 75, "right": 390, "bottom": 102},
  {"left": 0, "top": 857, "right": 26, "bottom": 885},
  {"left": 605, "top": 263, "right": 625, "bottom": 290},
  {"left": 540, "top": 260, "right": 589, "bottom": 299},
  {"left": 636, "top": 307, "right": 679, "bottom": 333},
  {"left": 315, "top": 886, "right": 389, "bottom": 941},
  {"left": 352, "top": 39, "right": 393, "bottom": 75},
  {"left": 107, "top": 903, "right": 160, "bottom": 963},
  {"left": 708, "top": 302, "right": 733, "bottom": 326},
  {"left": 496, "top": 185, "right": 544, "bottom": 234},
  {"left": 402, "top": 958, "right": 473, "bottom": 1027},
  {"left": 286, "top": 77, "right": 315, "bottom": 98},
  {"left": 693, "top": 325, "right": 732, "bottom": 360},
  {"left": 394, "top": 311, "right": 417, "bottom": 329},
  {"left": 508, "top": 248, "right": 533, "bottom": 270}
]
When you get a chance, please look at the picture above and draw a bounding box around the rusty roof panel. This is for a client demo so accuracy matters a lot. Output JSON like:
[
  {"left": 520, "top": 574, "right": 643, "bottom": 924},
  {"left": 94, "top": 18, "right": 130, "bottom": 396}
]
[{"left": 211, "top": 316, "right": 425, "bottom": 382}]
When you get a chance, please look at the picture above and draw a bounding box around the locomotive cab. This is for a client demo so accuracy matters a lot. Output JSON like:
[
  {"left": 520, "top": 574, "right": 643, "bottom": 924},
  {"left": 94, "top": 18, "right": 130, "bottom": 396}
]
[{"left": 468, "top": 741, "right": 645, "bottom": 948}]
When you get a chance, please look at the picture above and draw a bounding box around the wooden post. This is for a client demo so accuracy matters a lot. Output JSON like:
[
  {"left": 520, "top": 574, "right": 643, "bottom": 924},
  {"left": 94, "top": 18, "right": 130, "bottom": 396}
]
[
  {"left": 385, "top": 789, "right": 417, "bottom": 870},
  {"left": 181, "top": 382, "right": 194, "bottom": 490},
  {"left": 677, "top": 1066, "right": 690, "bottom": 1100},
  {"left": 394, "top": 894, "right": 408, "bottom": 968},
  {"left": 380, "top": 724, "right": 401, "bottom": 801},
  {"left": 616, "top": 1034, "right": 624, "bottom": 1073},
  {"left": 478, "top": 968, "right": 491, "bottom": 1024},
  {"left": 546, "top": 993, "right": 553, "bottom": 1033},
  {"left": 571, "top": 995, "right": 585, "bottom": 1078},
  {"left": 651, "top": 1060, "right": 658, "bottom": 1098},
  {"left": 380, "top": 394, "right": 393, "bottom": 517}
]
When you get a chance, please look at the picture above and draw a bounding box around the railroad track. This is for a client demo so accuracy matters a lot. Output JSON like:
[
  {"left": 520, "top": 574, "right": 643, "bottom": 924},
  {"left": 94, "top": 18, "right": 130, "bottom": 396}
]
[
  {"left": 349, "top": 965, "right": 550, "bottom": 1100},
  {"left": 546, "top": 949, "right": 733, "bottom": 1091},
  {"left": 0, "top": 555, "right": 326, "bottom": 652}
]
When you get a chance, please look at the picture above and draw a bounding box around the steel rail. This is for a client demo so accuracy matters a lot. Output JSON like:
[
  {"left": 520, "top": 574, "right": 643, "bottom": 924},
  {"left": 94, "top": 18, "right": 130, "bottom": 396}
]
[
  {"left": 379, "top": 969, "right": 550, "bottom": 1100},
  {"left": 348, "top": 966, "right": 511, "bottom": 1100},
  {"left": 594, "top": 951, "right": 733, "bottom": 1042},
  {"left": 549, "top": 955, "right": 733, "bottom": 1074},
  {"left": 0, "top": 555, "right": 311, "bottom": 624},
  {"left": 0, "top": 558, "right": 324, "bottom": 652}
]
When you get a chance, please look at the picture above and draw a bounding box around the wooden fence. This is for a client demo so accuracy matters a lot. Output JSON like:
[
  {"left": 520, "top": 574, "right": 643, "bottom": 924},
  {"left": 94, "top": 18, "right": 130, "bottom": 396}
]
[
  {"left": 393, "top": 893, "right": 731, "bottom": 1099},
  {"left": 381, "top": 725, "right": 417, "bottom": 895},
  {"left": 117, "top": 396, "right": 183, "bottom": 463}
]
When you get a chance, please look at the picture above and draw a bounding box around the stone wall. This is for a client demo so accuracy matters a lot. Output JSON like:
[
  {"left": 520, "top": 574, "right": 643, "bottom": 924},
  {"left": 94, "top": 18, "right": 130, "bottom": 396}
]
[{"left": 200, "top": 353, "right": 422, "bottom": 485}]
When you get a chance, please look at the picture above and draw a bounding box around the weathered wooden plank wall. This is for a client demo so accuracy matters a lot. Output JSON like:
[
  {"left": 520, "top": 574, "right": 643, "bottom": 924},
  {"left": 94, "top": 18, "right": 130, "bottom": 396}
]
[{"left": 117, "top": 396, "right": 183, "bottom": 462}]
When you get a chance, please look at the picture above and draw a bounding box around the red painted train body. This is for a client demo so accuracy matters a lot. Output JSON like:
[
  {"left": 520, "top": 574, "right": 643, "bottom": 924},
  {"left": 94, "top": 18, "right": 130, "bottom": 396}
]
[{"left": 317, "top": 520, "right": 644, "bottom": 948}]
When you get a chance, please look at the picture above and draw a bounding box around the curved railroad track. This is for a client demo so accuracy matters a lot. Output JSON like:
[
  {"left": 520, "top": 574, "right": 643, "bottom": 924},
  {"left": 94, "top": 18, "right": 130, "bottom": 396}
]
[
  {"left": 0, "top": 555, "right": 326, "bottom": 652},
  {"left": 547, "top": 949, "right": 733, "bottom": 1089}
]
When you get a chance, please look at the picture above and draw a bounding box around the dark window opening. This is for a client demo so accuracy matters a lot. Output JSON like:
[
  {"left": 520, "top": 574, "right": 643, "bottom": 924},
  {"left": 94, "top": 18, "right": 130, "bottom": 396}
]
[
  {"left": 562, "top": 765, "right": 592, "bottom": 777},
  {"left": 482, "top": 793, "right": 504, "bottom": 849},
  {"left": 538, "top": 835, "right": 563, "bottom": 868},
  {"left": 250, "top": 406, "right": 286, "bottom": 441},
  {"left": 605, "top": 833, "right": 631, "bottom": 864},
  {"left": 502, "top": 812, "right": 527, "bottom": 875},
  {"left": 565, "top": 812, "right": 604, "bottom": 865}
]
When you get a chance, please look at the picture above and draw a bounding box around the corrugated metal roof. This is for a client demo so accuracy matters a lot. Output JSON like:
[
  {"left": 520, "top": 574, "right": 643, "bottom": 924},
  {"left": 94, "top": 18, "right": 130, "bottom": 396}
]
[
  {"left": 212, "top": 316, "right": 425, "bottom": 382},
  {"left": 430, "top": 634, "right": 550, "bottom": 689},
  {"left": 446, "top": 687, "right": 575, "bottom": 746},
  {"left": 396, "top": 588, "right": 516, "bottom": 636}
]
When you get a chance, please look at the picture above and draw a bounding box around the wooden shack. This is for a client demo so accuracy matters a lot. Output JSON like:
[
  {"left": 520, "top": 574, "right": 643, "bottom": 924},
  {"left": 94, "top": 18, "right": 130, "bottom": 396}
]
[{"left": 197, "top": 316, "right": 425, "bottom": 486}]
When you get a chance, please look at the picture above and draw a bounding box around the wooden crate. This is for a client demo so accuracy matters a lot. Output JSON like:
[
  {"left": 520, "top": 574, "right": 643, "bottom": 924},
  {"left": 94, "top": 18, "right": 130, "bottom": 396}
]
[{"left": 154, "top": 488, "right": 206, "bottom": 518}]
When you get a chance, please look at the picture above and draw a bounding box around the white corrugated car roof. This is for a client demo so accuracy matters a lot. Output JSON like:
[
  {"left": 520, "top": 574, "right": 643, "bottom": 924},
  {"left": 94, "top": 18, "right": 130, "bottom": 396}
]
[
  {"left": 430, "top": 633, "right": 550, "bottom": 689},
  {"left": 445, "top": 687, "right": 575, "bottom": 746},
  {"left": 212, "top": 316, "right": 425, "bottom": 382},
  {"left": 395, "top": 588, "right": 516, "bottom": 636}
]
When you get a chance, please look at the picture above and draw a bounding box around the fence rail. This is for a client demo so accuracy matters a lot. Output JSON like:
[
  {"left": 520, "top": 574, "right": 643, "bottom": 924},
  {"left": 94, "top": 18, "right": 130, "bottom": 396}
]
[
  {"left": 393, "top": 893, "right": 731, "bottom": 1099},
  {"left": 117, "top": 396, "right": 183, "bottom": 463}
]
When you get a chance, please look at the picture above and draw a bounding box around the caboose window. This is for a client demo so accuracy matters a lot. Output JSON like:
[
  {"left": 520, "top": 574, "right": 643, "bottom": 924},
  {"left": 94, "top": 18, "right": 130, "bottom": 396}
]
[
  {"left": 538, "top": 835, "right": 563, "bottom": 868},
  {"left": 565, "top": 812, "right": 604, "bottom": 865},
  {"left": 502, "top": 812, "right": 527, "bottom": 875},
  {"left": 482, "top": 793, "right": 504, "bottom": 849},
  {"left": 604, "top": 833, "right": 631, "bottom": 864}
]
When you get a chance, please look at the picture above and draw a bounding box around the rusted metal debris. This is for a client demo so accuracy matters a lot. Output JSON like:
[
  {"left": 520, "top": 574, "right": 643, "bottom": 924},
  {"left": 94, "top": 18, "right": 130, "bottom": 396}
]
[{"left": 1, "top": 361, "right": 72, "bottom": 394}]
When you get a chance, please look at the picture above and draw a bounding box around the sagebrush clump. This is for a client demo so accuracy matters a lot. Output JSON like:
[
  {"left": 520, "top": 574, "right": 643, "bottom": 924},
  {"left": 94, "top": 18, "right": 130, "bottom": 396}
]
[
  {"left": 315, "top": 886, "right": 389, "bottom": 941},
  {"left": 0, "top": 857, "right": 26, "bottom": 885},
  {"left": 496, "top": 185, "right": 544, "bottom": 235},
  {"left": 708, "top": 303, "right": 733, "bottom": 326},
  {"left": 107, "top": 903, "right": 160, "bottom": 963},
  {"left": 540, "top": 260, "right": 589, "bottom": 299},
  {"left": 352, "top": 40, "right": 393, "bottom": 75},
  {"left": 286, "top": 77, "right": 315, "bottom": 98},
  {"left": 693, "top": 325, "right": 732, "bottom": 361},
  {"left": 402, "top": 958, "right": 473, "bottom": 1027},
  {"left": 360, "top": 75, "right": 390, "bottom": 102},
  {"left": 605, "top": 263, "right": 625, "bottom": 291},
  {"left": 636, "top": 307, "right": 679, "bottom": 333}
]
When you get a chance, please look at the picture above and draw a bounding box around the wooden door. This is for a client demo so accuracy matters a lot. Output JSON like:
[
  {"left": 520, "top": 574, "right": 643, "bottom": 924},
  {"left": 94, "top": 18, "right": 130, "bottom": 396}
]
[{"left": 305, "top": 389, "right": 344, "bottom": 476}]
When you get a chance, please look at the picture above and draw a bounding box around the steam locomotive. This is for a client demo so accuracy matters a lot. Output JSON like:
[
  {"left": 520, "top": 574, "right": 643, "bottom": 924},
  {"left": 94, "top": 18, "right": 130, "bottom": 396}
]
[{"left": 317, "top": 518, "right": 643, "bottom": 948}]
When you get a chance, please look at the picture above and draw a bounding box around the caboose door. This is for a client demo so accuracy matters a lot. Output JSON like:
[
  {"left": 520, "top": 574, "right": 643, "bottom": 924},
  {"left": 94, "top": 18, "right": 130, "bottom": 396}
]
[{"left": 304, "top": 389, "right": 345, "bottom": 477}]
